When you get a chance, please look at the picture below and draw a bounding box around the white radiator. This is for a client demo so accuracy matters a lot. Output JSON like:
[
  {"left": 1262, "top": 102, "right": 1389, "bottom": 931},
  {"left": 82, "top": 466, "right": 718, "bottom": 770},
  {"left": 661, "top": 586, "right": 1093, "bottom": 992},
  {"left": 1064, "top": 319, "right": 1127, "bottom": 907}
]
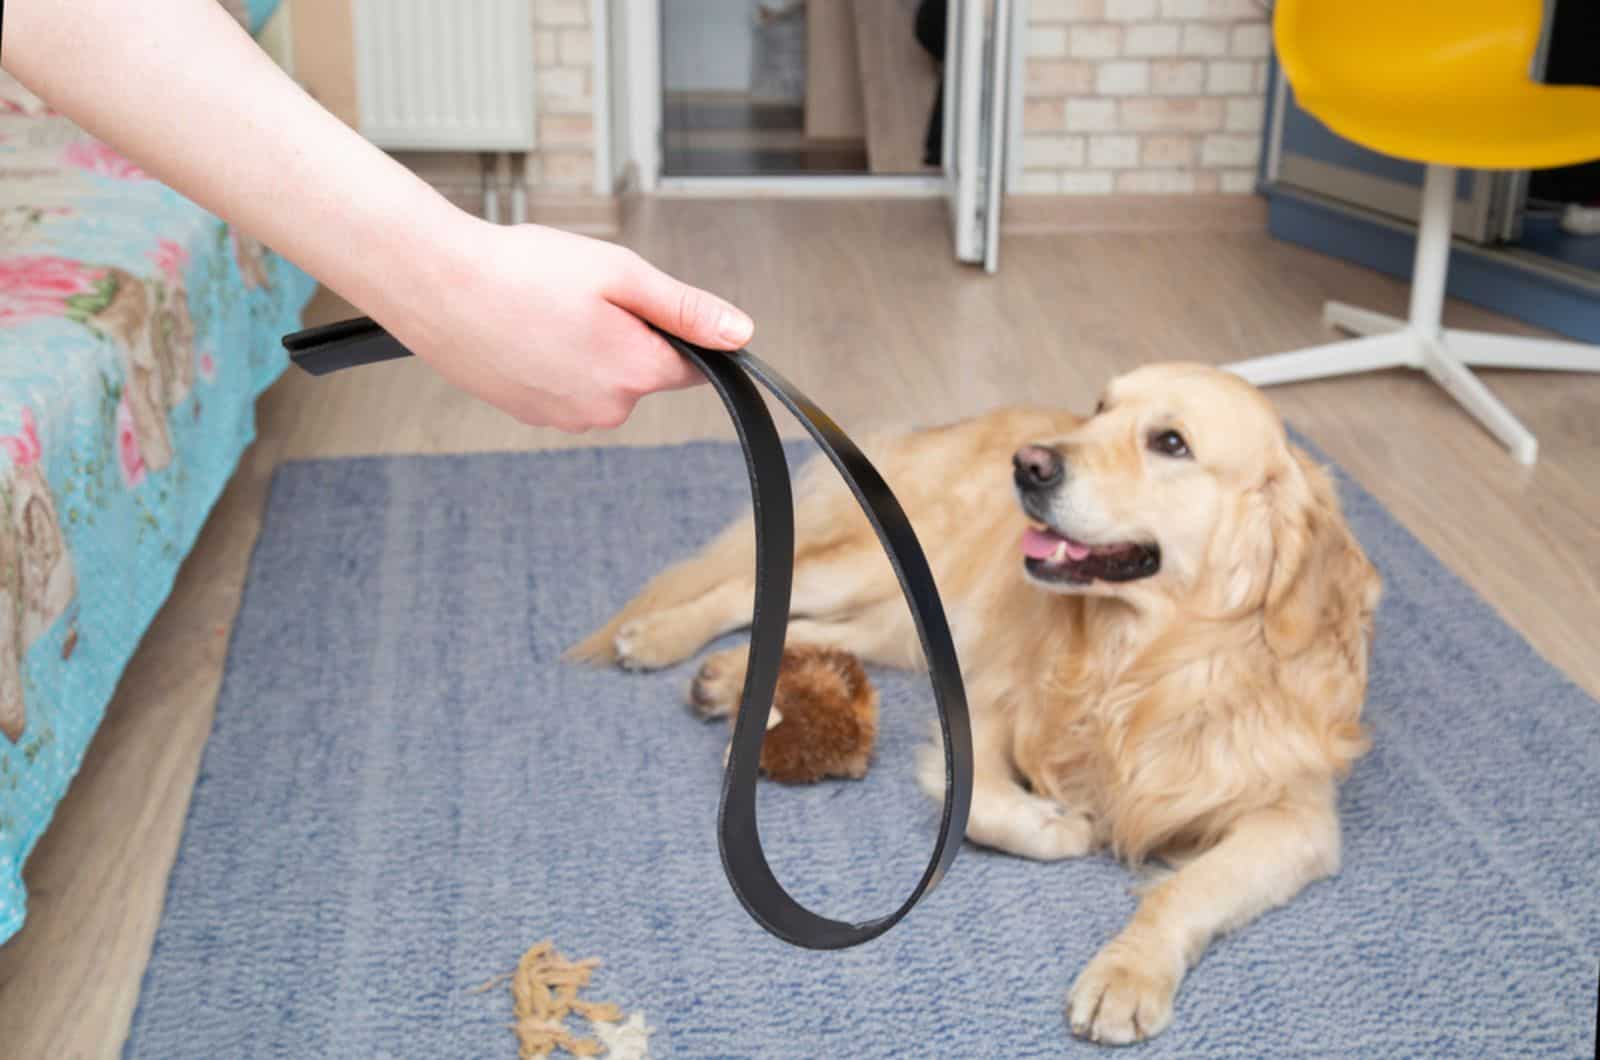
[{"left": 351, "top": 0, "right": 536, "bottom": 152}]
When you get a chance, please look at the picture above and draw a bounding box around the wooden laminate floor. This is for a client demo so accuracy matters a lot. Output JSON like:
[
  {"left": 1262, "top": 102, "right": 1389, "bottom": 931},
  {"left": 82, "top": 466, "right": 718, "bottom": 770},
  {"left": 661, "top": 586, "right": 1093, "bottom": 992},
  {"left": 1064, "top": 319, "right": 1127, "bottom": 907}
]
[{"left": 1, "top": 197, "right": 1596, "bottom": 1059}]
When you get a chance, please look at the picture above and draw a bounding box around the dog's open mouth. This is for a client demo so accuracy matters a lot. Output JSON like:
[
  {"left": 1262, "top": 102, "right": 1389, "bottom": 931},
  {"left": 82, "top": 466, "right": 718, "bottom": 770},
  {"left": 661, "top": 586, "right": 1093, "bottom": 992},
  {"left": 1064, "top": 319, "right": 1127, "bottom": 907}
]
[{"left": 1021, "top": 524, "right": 1161, "bottom": 584}]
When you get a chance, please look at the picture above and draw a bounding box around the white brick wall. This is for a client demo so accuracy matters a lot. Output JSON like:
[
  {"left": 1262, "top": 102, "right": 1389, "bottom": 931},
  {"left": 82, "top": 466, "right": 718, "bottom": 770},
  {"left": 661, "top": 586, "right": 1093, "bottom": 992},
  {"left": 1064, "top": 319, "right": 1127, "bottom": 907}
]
[
  {"left": 1220, "top": 170, "right": 1258, "bottom": 193},
  {"left": 1029, "top": 26, "right": 1070, "bottom": 56},
  {"left": 1119, "top": 170, "right": 1206, "bottom": 193},
  {"left": 1105, "top": 0, "right": 1158, "bottom": 20},
  {"left": 557, "top": 28, "right": 593, "bottom": 67},
  {"left": 1231, "top": 23, "right": 1271, "bottom": 57},
  {"left": 1160, "top": 0, "right": 1260, "bottom": 18},
  {"left": 1070, "top": 25, "right": 1124, "bottom": 59},
  {"left": 539, "top": 0, "right": 587, "bottom": 26},
  {"left": 1020, "top": 0, "right": 1268, "bottom": 196},
  {"left": 1017, "top": 170, "right": 1065, "bottom": 193},
  {"left": 1023, "top": 135, "right": 1088, "bottom": 168},
  {"left": 1088, "top": 134, "right": 1140, "bottom": 168},
  {"left": 1180, "top": 23, "right": 1229, "bottom": 56},
  {"left": 1199, "top": 132, "right": 1259, "bottom": 167},
  {"left": 1096, "top": 60, "right": 1150, "bottom": 95},
  {"left": 1025, "top": 99, "right": 1068, "bottom": 132},
  {"left": 1063, "top": 171, "right": 1118, "bottom": 194},
  {"left": 1225, "top": 97, "right": 1265, "bottom": 132},
  {"left": 1150, "top": 59, "right": 1204, "bottom": 95},
  {"left": 1125, "top": 24, "right": 1181, "bottom": 57},
  {"left": 530, "top": 0, "right": 594, "bottom": 192},
  {"left": 1205, "top": 60, "right": 1255, "bottom": 95},
  {"left": 1029, "top": 59, "right": 1097, "bottom": 94},
  {"left": 1141, "top": 133, "right": 1195, "bottom": 167},
  {"left": 1065, "top": 99, "right": 1119, "bottom": 131},
  {"left": 1035, "top": 0, "right": 1110, "bottom": 18}
]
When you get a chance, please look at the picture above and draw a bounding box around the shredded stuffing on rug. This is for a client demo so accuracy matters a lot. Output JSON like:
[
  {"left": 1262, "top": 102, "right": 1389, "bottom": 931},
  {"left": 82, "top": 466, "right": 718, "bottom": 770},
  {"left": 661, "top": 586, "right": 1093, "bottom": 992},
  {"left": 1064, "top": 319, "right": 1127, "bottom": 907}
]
[{"left": 475, "top": 940, "right": 651, "bottom": 1059}]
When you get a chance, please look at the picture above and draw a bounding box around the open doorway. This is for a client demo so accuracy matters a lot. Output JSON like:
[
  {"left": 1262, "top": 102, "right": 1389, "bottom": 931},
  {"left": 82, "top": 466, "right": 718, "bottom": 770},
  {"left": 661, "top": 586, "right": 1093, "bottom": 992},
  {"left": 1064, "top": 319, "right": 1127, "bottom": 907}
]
[
  {"left": 602, "top": 0, "right": 1019, "bottom": 270},
  {"left": 659, "top": 0, "right": 943, "bottom": 178}
]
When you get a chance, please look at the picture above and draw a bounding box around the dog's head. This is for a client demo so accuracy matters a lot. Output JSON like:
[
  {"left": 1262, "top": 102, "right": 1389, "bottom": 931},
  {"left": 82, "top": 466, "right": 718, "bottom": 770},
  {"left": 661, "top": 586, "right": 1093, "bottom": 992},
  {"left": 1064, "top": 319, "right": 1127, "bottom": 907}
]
[{"left": 1012, "top": 363, "right": 1376, "bottom": 641}]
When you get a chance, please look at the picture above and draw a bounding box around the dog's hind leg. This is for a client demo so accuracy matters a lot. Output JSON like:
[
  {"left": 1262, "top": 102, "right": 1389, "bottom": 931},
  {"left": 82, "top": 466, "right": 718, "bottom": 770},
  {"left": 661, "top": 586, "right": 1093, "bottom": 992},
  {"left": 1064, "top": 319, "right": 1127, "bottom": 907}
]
[
  {"left": 580, "top": 499, "right": 903, "bottom": 672},
  {"left": 606, "top": 541, "right": 904, "bottom": 672},
  {"left": 569, "top": 447, "right": 912, "bottom": 670},
  {"left": 610, "top": 575, "right": 757, "bottom": 672},
  {"left": 564, "top": 511, "right": 758, "bottom": 666},
  {"left": 686, "top": 597, "right": 921, "bottom": 717}
]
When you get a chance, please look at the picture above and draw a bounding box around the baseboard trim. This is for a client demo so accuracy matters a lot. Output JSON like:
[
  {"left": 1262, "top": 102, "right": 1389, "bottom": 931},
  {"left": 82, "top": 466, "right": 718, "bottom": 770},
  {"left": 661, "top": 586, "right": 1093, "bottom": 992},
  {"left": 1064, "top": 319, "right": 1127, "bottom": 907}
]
[
  {"left": 1265, "top": 186, "right": 1600, "bottom": 344},
  {"left": 1001, "top": 192, "right": 1268, "bottom": 234}
]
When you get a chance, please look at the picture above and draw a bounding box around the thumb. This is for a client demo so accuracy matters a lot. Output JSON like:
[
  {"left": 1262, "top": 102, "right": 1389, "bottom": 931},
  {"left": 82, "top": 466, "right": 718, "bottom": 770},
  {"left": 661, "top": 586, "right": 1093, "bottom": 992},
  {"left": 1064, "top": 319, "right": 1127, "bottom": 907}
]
[{"left": 608, "top": 255, "right": 754, "bottom": 350}]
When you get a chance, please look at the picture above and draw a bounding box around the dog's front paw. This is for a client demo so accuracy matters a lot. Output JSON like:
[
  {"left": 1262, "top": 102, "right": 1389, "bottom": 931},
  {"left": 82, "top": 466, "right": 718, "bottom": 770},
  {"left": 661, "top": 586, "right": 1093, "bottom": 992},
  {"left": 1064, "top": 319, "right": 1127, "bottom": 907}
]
[
  {"left": 913, "top": 740, "right": 946, "bottom": 801},
  {"left": 919, "top": 742, "right": 1093, "bottom": 860},
  {"left": 1067, "top": 942, "right": 1180, "bottom": 1045},
  {"left": 979, "top": 793, "right": 1093, "bottom": 861},
  {"left": 614, "top": 614, "right": 697, "bottom": 672},
  {"left": 1016, "top": 801, "right": 1094, "bottom": 861}
]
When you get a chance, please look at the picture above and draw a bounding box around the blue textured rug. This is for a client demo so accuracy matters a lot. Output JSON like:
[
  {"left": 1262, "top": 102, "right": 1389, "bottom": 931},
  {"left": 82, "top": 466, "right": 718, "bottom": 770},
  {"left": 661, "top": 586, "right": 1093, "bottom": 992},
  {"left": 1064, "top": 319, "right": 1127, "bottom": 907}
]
[{"left": 125, "top": 441, "right": 1600, "bottom": 1058}]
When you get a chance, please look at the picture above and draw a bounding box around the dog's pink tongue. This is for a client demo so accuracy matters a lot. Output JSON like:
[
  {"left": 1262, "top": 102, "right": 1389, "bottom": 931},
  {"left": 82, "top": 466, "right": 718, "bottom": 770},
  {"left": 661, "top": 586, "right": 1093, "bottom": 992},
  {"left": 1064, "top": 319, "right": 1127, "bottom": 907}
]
[{"left": 1022, "top": 527, "right": 1090, "bottom": 561}]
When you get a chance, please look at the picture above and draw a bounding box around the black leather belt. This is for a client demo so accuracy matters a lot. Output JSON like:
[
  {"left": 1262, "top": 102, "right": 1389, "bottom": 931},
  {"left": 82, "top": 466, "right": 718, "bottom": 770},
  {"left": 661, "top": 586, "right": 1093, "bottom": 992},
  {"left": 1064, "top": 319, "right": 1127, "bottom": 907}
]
[{"left": 282, "top": 317, "right": 974, "bottom": 950}]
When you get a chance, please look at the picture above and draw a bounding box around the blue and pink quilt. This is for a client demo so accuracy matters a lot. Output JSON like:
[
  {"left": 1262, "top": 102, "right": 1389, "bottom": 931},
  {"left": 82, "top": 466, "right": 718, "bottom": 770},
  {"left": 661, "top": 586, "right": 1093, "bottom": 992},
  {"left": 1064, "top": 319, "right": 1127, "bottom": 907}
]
[{"left": 0, "top": 59, "right": 316, "bottom": 942}]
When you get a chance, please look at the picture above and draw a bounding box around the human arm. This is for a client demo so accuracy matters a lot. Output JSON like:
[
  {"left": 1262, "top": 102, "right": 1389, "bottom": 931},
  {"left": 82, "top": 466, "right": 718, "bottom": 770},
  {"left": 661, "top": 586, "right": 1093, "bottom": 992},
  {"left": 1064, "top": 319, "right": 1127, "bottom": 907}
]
[{"left": 1, "top": 0, "right": 754, "bottom": 430}]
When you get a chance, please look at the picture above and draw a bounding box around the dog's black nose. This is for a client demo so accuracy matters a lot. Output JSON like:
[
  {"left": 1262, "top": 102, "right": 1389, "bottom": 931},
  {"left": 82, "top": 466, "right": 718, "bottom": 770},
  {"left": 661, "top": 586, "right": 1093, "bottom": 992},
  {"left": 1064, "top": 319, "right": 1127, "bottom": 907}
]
[{"left": 1013, "top": 445, "right": 1063, "bottom": 490}]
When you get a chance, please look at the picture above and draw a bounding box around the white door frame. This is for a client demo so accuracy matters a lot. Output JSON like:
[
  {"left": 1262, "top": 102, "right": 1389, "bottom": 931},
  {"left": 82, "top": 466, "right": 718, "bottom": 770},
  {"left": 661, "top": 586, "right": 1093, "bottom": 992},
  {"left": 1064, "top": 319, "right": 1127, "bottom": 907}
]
[
  {"left": 595, "top": 0, "right": 1023, "bottom": 199},
  {"left": 629, "top": 0, "right": 662, "bottom": 192},
  {"left": 591, "top": 0, "right": 613, "bottom": 194},
  {"left": 1003, "top": 0, "right": 1026, "bottom": 195}
]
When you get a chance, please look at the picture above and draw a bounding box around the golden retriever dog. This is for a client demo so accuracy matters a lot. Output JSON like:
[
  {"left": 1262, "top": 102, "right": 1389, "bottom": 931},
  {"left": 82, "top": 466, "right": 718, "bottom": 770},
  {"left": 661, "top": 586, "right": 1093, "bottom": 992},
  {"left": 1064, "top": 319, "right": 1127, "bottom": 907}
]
[{"left": 569, "top": 362, "right": 1381, "bottom": 1045}]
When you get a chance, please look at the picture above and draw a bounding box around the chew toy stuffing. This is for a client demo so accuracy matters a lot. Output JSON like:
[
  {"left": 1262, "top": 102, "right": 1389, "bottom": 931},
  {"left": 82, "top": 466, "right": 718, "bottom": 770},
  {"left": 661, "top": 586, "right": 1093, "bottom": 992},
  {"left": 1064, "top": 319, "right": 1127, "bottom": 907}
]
[
  {"left": 474, "top": 939, "right": 652, "bottom": 1059},
  {"left": 723, "top": 644, "right": 879, "bottom": 783}
]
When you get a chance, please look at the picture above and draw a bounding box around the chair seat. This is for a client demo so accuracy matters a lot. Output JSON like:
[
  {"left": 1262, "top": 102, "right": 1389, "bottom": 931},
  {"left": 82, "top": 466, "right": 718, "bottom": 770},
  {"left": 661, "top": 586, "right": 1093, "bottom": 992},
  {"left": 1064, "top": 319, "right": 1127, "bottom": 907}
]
[{"left": 1302, "top": 84, "right": 1600, "bottom": 171}]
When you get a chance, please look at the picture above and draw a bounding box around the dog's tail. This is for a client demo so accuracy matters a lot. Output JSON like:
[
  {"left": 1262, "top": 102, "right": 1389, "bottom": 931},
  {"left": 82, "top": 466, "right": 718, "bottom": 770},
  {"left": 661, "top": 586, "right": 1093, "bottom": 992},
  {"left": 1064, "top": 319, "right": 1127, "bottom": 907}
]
[{"left": 562, "top": 518, "right": 754, "bottom": 666}]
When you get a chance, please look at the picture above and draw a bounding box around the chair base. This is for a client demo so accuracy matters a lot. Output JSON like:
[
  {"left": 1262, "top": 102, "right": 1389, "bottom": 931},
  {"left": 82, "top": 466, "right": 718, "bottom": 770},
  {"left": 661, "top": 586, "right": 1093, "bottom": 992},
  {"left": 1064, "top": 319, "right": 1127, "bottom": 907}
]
[
  {"left": 1226, "top": 304, "right": 1600, "bottom": 465},
  {"left": 1225, "top": 162, "right": 1600, "bottom": 467}
]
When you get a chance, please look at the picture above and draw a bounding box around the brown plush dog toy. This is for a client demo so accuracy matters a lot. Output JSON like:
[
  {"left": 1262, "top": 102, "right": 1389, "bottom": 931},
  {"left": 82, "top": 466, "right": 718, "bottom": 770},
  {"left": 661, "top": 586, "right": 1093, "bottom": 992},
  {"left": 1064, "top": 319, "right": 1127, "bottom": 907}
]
[{"left": 695, "top": 644, "right": 878, "bottom": 784}]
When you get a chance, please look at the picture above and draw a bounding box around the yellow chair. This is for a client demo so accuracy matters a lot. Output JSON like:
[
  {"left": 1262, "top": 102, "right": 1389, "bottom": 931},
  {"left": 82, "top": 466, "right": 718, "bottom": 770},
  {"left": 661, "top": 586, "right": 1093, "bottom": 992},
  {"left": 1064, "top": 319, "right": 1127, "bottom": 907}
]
[{"left": 1226, "top": 0, "right": 1600, "bottom": 465}]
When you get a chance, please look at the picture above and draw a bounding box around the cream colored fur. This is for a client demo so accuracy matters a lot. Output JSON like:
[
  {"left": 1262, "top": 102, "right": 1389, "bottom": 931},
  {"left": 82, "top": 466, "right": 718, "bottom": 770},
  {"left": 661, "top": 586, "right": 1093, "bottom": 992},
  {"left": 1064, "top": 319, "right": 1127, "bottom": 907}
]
[{"left": 569, "top": 362, "right": 1381, "bottom": 1045}]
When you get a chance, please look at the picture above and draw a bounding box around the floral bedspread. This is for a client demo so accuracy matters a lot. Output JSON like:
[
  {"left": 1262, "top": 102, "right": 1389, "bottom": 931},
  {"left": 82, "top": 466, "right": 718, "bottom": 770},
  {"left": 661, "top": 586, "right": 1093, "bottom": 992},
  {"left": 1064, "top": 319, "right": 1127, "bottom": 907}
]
[{"left": 0, "top": 63, "right": 316, "bottom": 942}]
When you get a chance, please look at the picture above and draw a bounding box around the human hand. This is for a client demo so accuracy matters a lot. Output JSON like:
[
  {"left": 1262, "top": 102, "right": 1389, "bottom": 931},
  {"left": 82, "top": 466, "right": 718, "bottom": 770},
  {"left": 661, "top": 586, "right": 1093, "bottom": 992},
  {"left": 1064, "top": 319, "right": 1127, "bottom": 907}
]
[
  {"left": 370, "top": 216, "right": 755, "bottom": 432},
  {"left": 5, "top": 0, "right": 751, "bottom": 433}
]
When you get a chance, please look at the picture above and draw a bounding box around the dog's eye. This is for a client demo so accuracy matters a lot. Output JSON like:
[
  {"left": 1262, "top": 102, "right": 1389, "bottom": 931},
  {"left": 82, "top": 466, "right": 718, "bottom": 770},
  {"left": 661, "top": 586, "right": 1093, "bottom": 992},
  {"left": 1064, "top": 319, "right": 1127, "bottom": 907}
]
[
  {"left": 1094, "top": 398, "right": 1107, "bottom": 416},
  {"left": 1148, "top": 429, "right": 1191, "bottom": 459}
]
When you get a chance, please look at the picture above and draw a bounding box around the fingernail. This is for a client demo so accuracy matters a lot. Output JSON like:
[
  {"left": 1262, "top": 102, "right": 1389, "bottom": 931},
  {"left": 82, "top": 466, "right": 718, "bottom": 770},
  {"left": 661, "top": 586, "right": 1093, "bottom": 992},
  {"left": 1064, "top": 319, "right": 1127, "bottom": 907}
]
[{"left": 718, "top": 309, "right": 753, "bottom": 345}]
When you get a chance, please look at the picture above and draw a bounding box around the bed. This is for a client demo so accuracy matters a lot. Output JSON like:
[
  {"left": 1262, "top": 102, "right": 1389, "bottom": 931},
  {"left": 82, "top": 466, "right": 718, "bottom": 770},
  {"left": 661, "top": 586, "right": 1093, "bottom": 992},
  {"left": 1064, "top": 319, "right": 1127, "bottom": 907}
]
[{"left": 0, "top": 0, "right": 316, "bottom": 943}]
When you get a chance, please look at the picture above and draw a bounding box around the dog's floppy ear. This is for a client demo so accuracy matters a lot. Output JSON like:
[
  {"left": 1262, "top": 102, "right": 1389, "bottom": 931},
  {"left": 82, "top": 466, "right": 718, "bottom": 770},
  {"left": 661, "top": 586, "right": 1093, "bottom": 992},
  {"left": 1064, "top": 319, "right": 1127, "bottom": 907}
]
[{"left": 1259, "top": 448, "right": 1380, "bottom": 660}]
